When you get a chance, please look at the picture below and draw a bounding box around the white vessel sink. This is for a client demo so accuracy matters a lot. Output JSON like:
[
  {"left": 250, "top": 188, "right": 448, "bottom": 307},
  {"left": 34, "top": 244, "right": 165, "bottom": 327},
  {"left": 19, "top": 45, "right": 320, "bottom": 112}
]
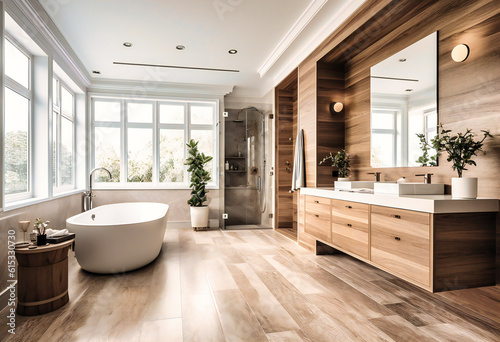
[
  {"left": 374, "top": 183, "right": 445, "bottom": 195},
  {"left": 334, "top": 181, "right": 376, "bottom": 190}
]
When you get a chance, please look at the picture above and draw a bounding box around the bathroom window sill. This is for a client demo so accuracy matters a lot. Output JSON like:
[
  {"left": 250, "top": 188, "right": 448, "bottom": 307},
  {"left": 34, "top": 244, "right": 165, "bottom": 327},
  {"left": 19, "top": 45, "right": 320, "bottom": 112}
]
[
  {"left": 91, "top": 185, "right": 220, "bottom": 191},
  {"left": 3, "top": 189, "right": 84, "bottom": 212}
]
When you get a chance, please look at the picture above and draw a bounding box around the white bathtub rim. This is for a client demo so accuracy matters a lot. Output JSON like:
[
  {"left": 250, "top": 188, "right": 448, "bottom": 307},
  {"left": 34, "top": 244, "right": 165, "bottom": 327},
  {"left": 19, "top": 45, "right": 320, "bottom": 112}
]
[{"left": 66, "top": 202, "right": 169, "bottom": 227}]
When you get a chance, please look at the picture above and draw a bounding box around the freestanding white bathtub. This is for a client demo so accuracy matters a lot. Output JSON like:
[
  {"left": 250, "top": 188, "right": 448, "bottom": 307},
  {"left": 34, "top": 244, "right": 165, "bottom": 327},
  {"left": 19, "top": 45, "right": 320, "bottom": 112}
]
[{"left": 66, "top": 202, "right": 169, "bottom": 274}]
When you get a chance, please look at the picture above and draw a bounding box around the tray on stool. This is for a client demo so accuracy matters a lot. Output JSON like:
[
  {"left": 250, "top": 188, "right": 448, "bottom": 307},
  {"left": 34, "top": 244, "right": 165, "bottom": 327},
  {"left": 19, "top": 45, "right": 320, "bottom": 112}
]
[{"left": 47, "top": 233, "right": 76, "bottom": 244}]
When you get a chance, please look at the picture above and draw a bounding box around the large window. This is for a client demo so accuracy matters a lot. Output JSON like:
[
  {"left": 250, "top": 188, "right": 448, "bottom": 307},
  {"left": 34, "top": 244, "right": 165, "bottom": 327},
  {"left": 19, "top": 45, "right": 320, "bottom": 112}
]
[
  {"left": 92, "top": 97, "right": 218, "bottom": 188},
  {"left": 4, "top": 37, "right": 32, "bottom": 201},
  {"left": 52, "top": 77, "right": 76, "bottom": 192}
]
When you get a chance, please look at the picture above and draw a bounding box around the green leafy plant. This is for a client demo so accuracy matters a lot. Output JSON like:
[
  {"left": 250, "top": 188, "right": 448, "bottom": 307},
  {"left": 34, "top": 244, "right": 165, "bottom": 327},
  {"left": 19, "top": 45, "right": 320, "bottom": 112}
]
[
  {"left": 320, "top": 149, "right": 350, "bottom": 177},
  {"left": 416, "top": 133, "right": 441, "bottom": 166},
  {"left": 434, "top": 125, "right": 493, "bottom": 177},
  {"left": 184, "top": 139, "right": 213, "bottom": 206}
]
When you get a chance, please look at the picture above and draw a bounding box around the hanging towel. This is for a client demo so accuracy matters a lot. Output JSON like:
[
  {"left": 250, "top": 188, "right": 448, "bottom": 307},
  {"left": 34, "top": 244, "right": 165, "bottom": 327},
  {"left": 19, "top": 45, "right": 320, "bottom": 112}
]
[{"left": 291, "top": 129, "right": 305, "bottom": 192}]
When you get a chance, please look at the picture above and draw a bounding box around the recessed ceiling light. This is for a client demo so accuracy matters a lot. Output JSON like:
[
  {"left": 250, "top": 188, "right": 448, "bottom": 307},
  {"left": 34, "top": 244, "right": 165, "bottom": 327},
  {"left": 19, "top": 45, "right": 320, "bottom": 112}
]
[
  {"left": 176, "top": 45, "right": 185, "bottom": 50},
  {"left": 92, "top": 70, "right": 101, "bottom": 74},
  {"left": 399, "top": 58, "right": 407, "bottom": 62},
  {"left": 123, "top": 42, "right": 133, "bottom": 47},
  {"left": 228, "top": 49, "right": 238, "bottom": 54},
  {"left": 405, "top": 89, "right": 413, "bottom": 92}
]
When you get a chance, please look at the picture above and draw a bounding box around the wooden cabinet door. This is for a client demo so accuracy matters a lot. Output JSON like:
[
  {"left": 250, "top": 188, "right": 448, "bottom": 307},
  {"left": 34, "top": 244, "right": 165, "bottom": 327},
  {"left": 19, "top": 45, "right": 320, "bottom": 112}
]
[
  {"left": 371, "top": 206, "right": 431, "bottom": 287},
  {"left": 304, "top": 196, "right": 331, "bottom": 243},
  {"left": 331, "top": 200, "right": 369, "bottom": 259}
]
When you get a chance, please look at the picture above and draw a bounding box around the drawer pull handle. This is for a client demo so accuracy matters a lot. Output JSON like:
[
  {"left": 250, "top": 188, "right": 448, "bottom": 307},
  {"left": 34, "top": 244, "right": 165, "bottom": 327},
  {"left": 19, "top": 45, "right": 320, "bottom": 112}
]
[
  {"left": 345, "top": 205, "right": 352, "bottom": 209},
  {"left": 314, "top": 200, "right": 319, "bottom": 203},
  {"left": 315, "top": 214, "right": 319, "bottom": 217},
  {"left": 347, "top": 223, "right": 352, "bottom": 227},
  {"left": 394, "top": 236, "right": 401, "bottom": 241},
  {"left": 392, "top": 214, "right": 401, "bottom": 219}
]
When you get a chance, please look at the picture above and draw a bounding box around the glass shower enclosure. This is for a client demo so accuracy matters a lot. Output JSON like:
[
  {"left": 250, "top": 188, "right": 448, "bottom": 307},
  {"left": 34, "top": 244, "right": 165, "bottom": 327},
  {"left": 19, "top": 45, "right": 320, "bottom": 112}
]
[{"left": 224, "top": 107, "right": 270, "bottom": 229}]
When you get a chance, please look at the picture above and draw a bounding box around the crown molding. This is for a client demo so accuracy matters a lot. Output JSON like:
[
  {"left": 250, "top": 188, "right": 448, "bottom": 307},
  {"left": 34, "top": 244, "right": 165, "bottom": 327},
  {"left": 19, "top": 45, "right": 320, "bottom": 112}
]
[
  {"left": 89, "top": 78, "right": 234, "bottom": 97},
  {"left": 271, "top": 0, "right": 367, "bottom": 89},
  {"left": 258, "top": 0, "right": 328, "bottom": 78},
  {"left": 11, "top": 0, "right": 91, "bottom": 90},
  {"left": 224, "top": 93, "right": 273, "bottom": 110}
]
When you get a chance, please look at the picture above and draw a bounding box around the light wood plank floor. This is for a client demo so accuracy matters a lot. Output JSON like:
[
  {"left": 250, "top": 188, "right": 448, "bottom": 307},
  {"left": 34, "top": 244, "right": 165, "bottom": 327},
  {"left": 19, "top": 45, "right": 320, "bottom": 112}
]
[{"left": 1, "top": 227, "right": 499, "bottom": 341}]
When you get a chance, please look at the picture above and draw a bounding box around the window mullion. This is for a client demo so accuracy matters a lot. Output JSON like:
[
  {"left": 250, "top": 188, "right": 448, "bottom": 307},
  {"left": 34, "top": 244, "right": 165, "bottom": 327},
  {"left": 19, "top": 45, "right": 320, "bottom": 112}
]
[
  {"left": 185, "top": 103, "right": 190, "bottom": 185},
  {"left": 121, "top": 99, "right": 127, "bottom": 184},
  {"left": 154, "top": 102, "right": 159, "bottom": 185}
]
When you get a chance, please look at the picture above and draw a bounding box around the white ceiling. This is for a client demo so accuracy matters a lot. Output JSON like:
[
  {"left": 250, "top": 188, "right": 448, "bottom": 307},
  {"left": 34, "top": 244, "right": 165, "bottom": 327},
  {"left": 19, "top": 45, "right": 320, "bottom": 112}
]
[{"left": 38, "top": 0, "right": 359, "bottom": 98}]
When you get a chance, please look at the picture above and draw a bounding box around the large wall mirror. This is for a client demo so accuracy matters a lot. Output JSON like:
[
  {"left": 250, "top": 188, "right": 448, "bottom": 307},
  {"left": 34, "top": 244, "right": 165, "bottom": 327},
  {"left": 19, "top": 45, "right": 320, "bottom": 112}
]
[{"left": 370, "top": 32, "right": 437, "bottom": 168}]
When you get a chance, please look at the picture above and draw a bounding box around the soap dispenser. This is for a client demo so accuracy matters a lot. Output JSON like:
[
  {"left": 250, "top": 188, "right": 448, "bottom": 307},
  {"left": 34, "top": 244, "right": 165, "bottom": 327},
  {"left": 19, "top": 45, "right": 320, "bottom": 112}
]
[
  {"left": 225, "top": 160, "right": 229, "bottom": 171},
  {"left": 397, "top": 176, "right": 407, "bottom": 184}
]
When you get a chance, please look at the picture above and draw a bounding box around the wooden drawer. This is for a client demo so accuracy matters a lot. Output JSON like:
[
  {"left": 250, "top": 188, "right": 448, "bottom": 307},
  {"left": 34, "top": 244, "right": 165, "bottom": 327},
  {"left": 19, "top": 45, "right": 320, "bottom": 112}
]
[
  {"left": 332, "top": 200, "right": 369, "bottom": 225},
  {"left": 304, "top": 196, "right": 331, "bottom": 243},
  {"left": 306, "top": 196, "right": 331, "bottom": 213},
  {"left": 371, "top": 206, "right": 431, "bottom": 286},
  {"left": 305, "top": 211, "right": 331, "bottom": 243}
]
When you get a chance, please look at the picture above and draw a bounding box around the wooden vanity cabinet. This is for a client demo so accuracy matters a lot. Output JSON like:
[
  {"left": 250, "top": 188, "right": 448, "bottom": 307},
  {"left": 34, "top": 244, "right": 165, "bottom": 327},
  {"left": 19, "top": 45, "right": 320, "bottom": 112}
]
[
  {"left": 300, "top": 194, "right": 496, "bottom": 292},
  {"left": 304, "top": 196, "right": 331, "bottom": 243},
  {"left": 331, "top": 200, "right": 369, "bottom": 259}
]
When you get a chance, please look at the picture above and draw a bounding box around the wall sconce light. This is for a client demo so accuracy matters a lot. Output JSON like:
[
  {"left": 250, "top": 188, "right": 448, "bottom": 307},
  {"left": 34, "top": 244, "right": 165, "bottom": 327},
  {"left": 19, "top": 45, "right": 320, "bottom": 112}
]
[
  {"left": 330, "top": 102, "right": 343, "bottom": 114},
  {"left": 451, "top": 44, "right": 470, "bottom": 62}
]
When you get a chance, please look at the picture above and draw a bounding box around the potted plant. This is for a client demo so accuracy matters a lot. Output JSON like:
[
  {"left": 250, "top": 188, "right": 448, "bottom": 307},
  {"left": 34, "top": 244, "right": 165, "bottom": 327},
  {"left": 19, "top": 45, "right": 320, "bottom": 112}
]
[
  {"left": 320, "top": 149, "right": 350, "bottom": 181},
  {"left": 184, "top": 139, "right": 213, "bottom": 230},
  {"left": 434, "top": 125, "right": 492, "bottom": 198}
]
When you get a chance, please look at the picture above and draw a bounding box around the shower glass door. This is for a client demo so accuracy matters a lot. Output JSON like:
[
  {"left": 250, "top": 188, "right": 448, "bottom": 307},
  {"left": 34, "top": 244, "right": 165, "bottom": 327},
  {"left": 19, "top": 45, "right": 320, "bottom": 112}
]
[{"left": 223, "top": 107, "right": 268, "bottom": 229}]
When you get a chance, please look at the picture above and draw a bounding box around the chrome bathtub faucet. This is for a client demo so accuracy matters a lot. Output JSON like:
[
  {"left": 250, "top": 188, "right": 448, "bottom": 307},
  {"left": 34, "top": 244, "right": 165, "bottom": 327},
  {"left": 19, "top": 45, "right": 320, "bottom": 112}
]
[{"left": 83, "top": 168, "right": 112, "bottom": 211}]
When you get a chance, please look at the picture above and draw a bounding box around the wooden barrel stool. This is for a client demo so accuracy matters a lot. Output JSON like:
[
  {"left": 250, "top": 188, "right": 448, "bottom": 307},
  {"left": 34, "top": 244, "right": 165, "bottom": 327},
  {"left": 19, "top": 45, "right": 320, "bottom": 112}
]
[{"left": 15, "top": 239, "right": 74, "bottom": 316}]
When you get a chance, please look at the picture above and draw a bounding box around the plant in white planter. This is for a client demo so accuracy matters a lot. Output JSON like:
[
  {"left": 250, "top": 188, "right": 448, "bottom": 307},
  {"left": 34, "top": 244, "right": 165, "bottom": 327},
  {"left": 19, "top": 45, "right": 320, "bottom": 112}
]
[
  {"left": 320, "top": 149, "right": 350, "bottom": 181},
  {"left": 434, "top": 125, "right": 492, "bottom": 198},
  {"left": 184, "top": 139, "right": 213, "bottom": 230}
]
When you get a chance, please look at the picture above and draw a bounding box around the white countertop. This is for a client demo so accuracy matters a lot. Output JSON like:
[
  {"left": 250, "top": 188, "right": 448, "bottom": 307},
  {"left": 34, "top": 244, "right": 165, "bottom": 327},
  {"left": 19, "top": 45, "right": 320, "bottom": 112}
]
[{"left": 300, "top": 188, "right": 499, "bottom": 214}]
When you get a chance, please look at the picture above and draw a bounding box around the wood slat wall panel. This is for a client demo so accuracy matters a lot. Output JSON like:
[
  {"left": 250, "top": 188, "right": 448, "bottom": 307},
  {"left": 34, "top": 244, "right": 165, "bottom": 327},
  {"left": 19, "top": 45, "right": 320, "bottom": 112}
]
[
  {"left": 298, "top": 59, "right": 317, "bottom": 188},
  {"left": 316, "top": 62, "right": 346, "bottom": 187},
  {"left": 275, "top": 70, "right": 298, "bottom": 230}
]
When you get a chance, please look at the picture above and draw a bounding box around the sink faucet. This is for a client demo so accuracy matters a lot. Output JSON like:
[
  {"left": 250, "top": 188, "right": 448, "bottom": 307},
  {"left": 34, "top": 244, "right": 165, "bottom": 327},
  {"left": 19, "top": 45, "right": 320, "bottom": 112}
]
[
  {"left": 368, "top": 172, "right": 382, "bottom": 182},
  {"left": 416, "top": 173, "right": 433, "bottom": 184},
  {"left": 83, "top": 168, "right": 112, "bottom": 211}
]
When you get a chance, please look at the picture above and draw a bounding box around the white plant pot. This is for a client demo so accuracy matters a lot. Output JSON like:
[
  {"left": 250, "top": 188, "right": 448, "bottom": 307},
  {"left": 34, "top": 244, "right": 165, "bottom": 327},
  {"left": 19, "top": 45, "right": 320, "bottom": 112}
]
[
  {"left": 337, "top": 177, "right": 350, "bottom": 182},
  {"left": 451, "top": 177, "right": 478, "bottom": 199},
  {"left": 190, "top": 206, "right": 209, "bottom": 228}
]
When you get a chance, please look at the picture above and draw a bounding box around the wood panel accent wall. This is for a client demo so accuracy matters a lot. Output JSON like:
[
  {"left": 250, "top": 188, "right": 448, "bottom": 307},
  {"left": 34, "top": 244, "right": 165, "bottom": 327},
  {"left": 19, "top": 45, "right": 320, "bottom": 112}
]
[
  {"left": 289, "top": 0, "right": 500, "bottom": 280},
  {"left": 274, "top": 69, "right": 298, "bottom": 229},
  {"left": 298, "top": 58, "right": 317, "bottom": 188},
  {"left": 317, "top": 62, "right": 346, "bottom": 187}
]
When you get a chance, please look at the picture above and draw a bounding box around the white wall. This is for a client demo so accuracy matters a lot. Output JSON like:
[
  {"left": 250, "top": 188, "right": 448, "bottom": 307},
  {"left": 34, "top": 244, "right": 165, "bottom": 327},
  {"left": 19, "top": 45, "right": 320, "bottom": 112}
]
[{"left": 91, "top": 189, "right": 221, "bottom": 228}]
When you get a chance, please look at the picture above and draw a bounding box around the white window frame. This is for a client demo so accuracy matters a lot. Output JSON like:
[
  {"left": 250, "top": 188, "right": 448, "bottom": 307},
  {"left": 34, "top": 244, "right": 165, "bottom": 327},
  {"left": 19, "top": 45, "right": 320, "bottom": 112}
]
[
  {"left": 158, "top": 101, "right": 188, "bottom": 186},
  {"left": 52, "top": 76, "right": 76, "bottom": 193},
  {"left": 371, "top": 107, "right": 399, "bottom": 167},
  {"left": 91, "top": 96, "right": 219, "bottom": 189},
  {"left": 4, "top": 35, "right": 33, "bottom": 203}
]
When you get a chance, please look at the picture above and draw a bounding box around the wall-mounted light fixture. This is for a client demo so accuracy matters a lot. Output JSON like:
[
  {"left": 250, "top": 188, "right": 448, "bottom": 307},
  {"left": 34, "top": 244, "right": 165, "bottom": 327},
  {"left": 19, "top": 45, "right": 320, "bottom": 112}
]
[
  {"left": 451, "top": 44, "right": 469, "bottom": 62},
  {"left": 330, "top": 102, "right": 343, "bottom": 114}
]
